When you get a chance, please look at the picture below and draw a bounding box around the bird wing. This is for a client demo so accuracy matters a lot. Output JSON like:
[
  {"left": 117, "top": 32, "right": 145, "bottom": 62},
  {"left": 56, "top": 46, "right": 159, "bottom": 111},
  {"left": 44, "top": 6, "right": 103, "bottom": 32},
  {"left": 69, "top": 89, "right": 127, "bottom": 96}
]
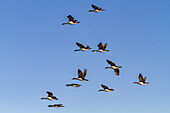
[
  {"left": 67, "top": 15, "right": 74, "bottom": 21},
  {"left": 106, "top": 60, "right": 116, "bottom": 66},
  {"left": 98, "top": 42, "right": 103, "bottom": 49},
  {"left": 54, "top": 104, "right": 62, "bottom": 106},
  {"left": 103, "top": 43, "right": 107, "bottom": 50},
  {"left": 101, "top": 84, "right": 109, "bottom": 89},
  {"left": 91, "top": 4, "right": 99, "bottom": 10},
  {"left": 46, "top": 91, "right": 53, "bottom": 97},
  {"left": 82, "top": 69, "right": 87, "bottom": 78},
  {"left": 78, "top": 69, "right": 83, "bottom": 78},
  {"left": 143, "top": 77, "right": 146, "bottom": 82},
  {"left": 76, "top": 42, "right": 85, "bottom": 48},
  {"left": 86, "top": 45, "right": 90, "bottom": 49},
  {"left": 114, "top": 69, "right": 119, "bottom": 75},
  {"left": 138, "top": 73, "right": 144, "bottom": 82}
]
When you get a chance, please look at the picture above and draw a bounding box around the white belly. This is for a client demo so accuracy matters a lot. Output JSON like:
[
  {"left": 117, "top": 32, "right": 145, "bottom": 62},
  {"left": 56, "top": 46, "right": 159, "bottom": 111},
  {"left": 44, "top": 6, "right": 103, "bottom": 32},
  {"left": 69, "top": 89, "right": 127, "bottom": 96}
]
[
  {"left": 78, "top": 78, "right": 83, "bottom": 80},
  {"left": 112, "top": 66, "right": 118, "bottom": 69},
  {"left": 139, "top": 82, "right": 144, "bottom": 85},
  {"left": 99, "top": 49, "right": 103, "bottom": 52},
  {"left": 95, "top": 10, "right": 101, "bottom": 12},
  {"left": 105, "top": 89, "right": 110, "bottom": 92},
  {"left": 81, "top": 48, "right": 87, "bottom": 51},
  {"left": 47, "top": 97, "right": 52, "bottom": 100},
  {"left": 69, "top": 21, "right": 76, "bottom": 24}
]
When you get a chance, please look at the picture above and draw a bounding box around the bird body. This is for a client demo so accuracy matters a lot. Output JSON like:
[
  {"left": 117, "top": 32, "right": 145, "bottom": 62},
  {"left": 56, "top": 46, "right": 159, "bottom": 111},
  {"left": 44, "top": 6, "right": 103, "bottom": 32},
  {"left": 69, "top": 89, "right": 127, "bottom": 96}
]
[
  {"left": 41, "top": 91, "right": 58, "bottom": 100},
  {"left": 92, "top": 42, "right": 109, "bottom": 52},
  {"left": 133, "top": 73, "right": 149, "bottom": 85},
  {"left": 89, "top": 4, "right": 105, "bottom": 12},
  {"left": 48, "top": 104, "right": 64, "bottom": 108},
  {"left": 66, "top": 83, "right": 81, "bottom": 87},
  {"left": 105, "top": 60, "right": 122, "bottom": 75},
  {"left": 62, "top": 15, "right": 80, "bottom": 25},
  {"left": 99, "top": 84, "right": 114, "bottom": 92},
  {"left": 72, "top": 69, "right": 88, "bottom": 81},
  {"left": 74, "top": 42, "right": 91, "bottom": 51}
]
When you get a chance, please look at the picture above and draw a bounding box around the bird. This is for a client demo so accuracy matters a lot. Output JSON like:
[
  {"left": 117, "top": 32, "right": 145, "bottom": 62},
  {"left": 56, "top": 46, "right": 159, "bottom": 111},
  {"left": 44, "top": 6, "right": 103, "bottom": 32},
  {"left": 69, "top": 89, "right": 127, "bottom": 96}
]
[
  {"left": 89, "top": 4, "right": 105, "bottom": 12},
  {"left": 133, "top": 73, "right": 149, "bottom": 85},
  {"left": 92, "top": 42, "right": 109, "bottom": 52},
  {"left": 74, "top": 42, "right": 91, "bottom": 51},
  {"left": 98, "top": 84, "right": 114, "bottom": 92},
  {"left": 72, "top": 69, "right": 88, "bottom": 81},
  {"left": 66, "top": 83, "right": 81, "bottom": 87},
  {"left": 105, "top": 60, "right": 122, "bottom": 75},
  {"left": 48, "top": 104, "right": 64, "bottom": 108},
  {"left": 41, "top": 91, "right": 58, "bottom": 100},
  {"left": 62, "top": 15, "right": 80, "bottom": 25}
]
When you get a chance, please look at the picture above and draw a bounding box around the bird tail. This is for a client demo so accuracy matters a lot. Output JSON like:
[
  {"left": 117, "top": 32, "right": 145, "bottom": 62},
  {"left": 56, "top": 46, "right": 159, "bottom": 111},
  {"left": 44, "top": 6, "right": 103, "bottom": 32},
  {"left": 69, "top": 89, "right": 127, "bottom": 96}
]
[
  {"left": 133, "top": 82, "right": 139, "bottom": 84},
  {"left": 92, "top": 50, "right": 97, "bottom": 52},
  {"left": 66, "top": 84, "right": 70, "bottom": 87},
  {"left": 74, "top": 49, "right": 81, "bottom": 52},
  {"left": 98, "top": 90, "right": 104, "bottom": 92},
  {"left": 105, "top": 67, "right": 112, "bottom": 69},
  {"left": 48, "top": 105, "right": 53, "bottom": 107},
  {"left": 62, "top": 23, "right": 69, "bottom": 25},
  {"left": 88, "top": 10, "right": 94, "bottom": 12},
  {"left": 41, "top": 98, "right": 46, "bottom": 100},
  {"left": 72, "top": 78, "right": 78, "bottom": 80}
]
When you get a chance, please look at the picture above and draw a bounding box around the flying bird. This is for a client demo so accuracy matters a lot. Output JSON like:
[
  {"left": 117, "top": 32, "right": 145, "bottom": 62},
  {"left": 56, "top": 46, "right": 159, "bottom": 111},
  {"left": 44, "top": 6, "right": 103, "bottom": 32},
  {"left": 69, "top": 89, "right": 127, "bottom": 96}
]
[
  {"left": 62, "top": 15, "right": 80, "bottom": 25},
  {"left": 89, "top": 4, "right": 105, "bottom": 12},
  {"left": 105, "top": 60, "right": 122, "bottom": 76},
  {"left": 66, "top": 83, "right": 81, "bottom": 87},
  {"left": 72, "top": 69, "right": 88, "bottom": 81},
  {"left": 92, "top": 42, "right": 109, "bottom": 52},
  {"left": 98, "top": 84, "right": 114, "bottom": 92},
  {"left": 74, "top": 42, "right": 91, "bottom": 51},
  {"left": 133, "top": 73, "right": 149, "bottom": 85},
  {"left": 41, "top": 91, "right": 58, "bottom": 100},
  {"left": 48, "top": 104, "right": 64, "bottom": 108}
]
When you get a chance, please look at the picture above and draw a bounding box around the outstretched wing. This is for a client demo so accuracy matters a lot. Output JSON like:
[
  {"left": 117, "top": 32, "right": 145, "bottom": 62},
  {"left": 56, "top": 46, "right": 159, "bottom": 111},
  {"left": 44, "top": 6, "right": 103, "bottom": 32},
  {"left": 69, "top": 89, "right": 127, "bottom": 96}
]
[
  {"left": 114, "top": 69, "right": 119, "bottom": 75},
  {"left": 91, "top": 4, "right": 99, "bottom": 10},
  {"left": 76, "top": 42, "right": 85, "bottom": 48},
  {"left": 103, "top": 43, "right": 107, "bottom": 50},
  {"left": 82, "top": 69, "right": 87, "bottom": 78},
  {"left": 67, "top": 15, "right": 74, "bottom": 21},
  {"left": 78, "top": 69, "right": 83, "bottom": 78},
  {"left": 98, "top": 42, "right": 103, "bottom": 49},
  {"left": 101, "top": 84, "right": 109, "bottom": 89},
  {"left": 54, "top": 104, "right": 62, "bottom": 106},
  {"left": 106, "top": 60, "right": 116, "bottom": 66},
  {"left": 138, "top": 73, "right": 144, "bottom": 82},
  {"left": 46, "top": 91, "right": 53, "bottom": 97}
]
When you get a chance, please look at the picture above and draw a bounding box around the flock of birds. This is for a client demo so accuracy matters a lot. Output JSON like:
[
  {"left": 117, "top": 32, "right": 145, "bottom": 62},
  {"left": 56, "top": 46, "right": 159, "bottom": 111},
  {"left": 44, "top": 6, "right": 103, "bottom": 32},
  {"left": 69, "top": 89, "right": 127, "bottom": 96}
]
[{"left": 40, "top": 4, "right": 149, "bottom": 109}]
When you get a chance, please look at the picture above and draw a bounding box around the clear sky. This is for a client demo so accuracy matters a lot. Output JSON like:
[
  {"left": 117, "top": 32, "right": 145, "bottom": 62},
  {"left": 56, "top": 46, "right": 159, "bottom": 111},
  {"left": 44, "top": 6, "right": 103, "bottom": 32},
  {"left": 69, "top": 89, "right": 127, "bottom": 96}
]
[{"left": 0, "top": 0, "right": 170, "bottom": 113}]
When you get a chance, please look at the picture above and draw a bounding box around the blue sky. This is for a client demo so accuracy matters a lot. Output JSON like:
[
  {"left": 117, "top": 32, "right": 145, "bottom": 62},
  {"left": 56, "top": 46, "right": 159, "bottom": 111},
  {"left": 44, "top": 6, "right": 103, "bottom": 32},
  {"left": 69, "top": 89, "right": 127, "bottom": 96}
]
[{"left": 0, "top": 0, "right": 170, "bottom": 113}]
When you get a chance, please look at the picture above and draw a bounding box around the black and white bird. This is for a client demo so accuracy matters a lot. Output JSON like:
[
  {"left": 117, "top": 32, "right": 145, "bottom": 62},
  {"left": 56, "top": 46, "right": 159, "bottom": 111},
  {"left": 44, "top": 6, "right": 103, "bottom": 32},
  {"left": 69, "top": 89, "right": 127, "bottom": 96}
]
[
  {"left": 92, "top": 42, "right": 109, "bottom": 52},
  {"left": 48, "top": 104, "right": 64, "bottom": 108},
  {"left": 72, "top": 69, "right": 88, "bottom": 81},
  {"left": 98, "top": 84, "right": 114, "bottom": 92},
  {"left": 105, "top": 60, "right": 122, "bottom": 75},
  {"left": 41, "top": 91, "right": 58, "bottom": 100},
  {"left": 62, "top": 15, "right": 80, "bottom": 25},
  {"left": 89, "top": 4, "right": 105, "bottom": 12},
  {"left": 66, "top": 83, "right": 81, "bottom": 87},
  {"left": 74, "top": 42, "right": 91, "bottom": 51},
  {"left": 133, "top": 73, "right": 149, "bottom": 85}
]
